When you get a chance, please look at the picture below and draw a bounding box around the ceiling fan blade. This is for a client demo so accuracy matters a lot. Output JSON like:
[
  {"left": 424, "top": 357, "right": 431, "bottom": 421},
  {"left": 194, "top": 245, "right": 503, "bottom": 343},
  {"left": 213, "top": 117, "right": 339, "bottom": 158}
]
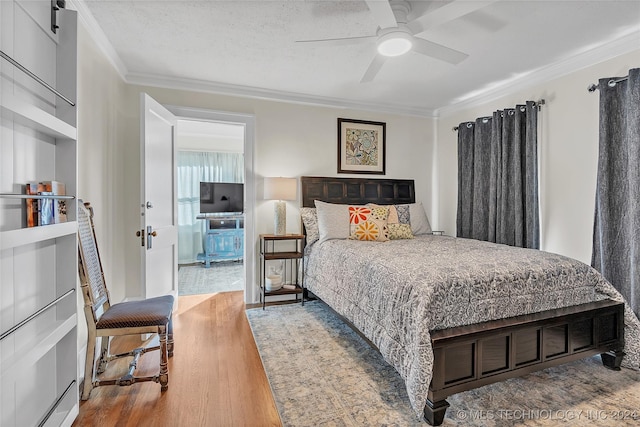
[
  {"left": 365, "top": 0, "right": 398, "bottom": 29},
  {"left": 412, "top": 38, "right": 468, "bottom": 65},
  {"left": 360, "top": 54, "right": 388, "bottom": 83},
  {"left": 296, "top": 35, "right": 376, "bottom": 46},
  {"left": 407, "top": 0, "right": 500, "bottom": 34}
]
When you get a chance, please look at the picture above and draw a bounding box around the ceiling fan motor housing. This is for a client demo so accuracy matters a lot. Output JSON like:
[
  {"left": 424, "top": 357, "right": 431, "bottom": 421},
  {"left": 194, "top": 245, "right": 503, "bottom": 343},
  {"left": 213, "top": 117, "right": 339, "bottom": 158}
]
[{"left": 376, "top": 26, "right": 413, "bottom": 57}]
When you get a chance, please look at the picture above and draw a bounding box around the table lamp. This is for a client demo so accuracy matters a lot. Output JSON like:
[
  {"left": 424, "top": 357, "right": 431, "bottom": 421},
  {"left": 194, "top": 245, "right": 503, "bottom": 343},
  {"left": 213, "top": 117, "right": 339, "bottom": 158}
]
[{"left": 264, "top": 177, "right": 297, "bottom": 235}]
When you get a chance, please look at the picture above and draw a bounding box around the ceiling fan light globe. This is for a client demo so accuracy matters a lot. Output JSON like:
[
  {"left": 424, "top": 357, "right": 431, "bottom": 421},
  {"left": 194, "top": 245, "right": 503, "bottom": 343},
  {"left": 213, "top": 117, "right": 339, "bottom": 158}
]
[{"left": 377, "top": 33, "right": 413, "bottom": 57}]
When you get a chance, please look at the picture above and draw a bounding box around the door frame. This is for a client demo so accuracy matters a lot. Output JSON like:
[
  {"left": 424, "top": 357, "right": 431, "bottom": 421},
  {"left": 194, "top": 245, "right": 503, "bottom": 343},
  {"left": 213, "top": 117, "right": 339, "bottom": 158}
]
[{"left": 166, "top": 104, "right": 256, "bottom": 304}]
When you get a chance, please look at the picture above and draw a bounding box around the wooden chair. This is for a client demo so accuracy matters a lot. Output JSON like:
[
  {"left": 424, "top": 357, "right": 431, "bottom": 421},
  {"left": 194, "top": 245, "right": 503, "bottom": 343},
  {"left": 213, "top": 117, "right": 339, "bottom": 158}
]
[{"left": 77, "top": 200, "right": 174, "bottom": 400}]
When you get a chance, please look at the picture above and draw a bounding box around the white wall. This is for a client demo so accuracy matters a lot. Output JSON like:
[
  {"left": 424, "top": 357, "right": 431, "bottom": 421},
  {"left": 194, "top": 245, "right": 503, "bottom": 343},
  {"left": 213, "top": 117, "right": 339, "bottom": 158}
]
[
  {"left": 176, "top": 121, "right": 244, "bottom": 152},
  {"left": 76, "top": 16, "right": 639, "bottom": 307},
  {"left": 76, "top": 80, "right": 434, "bottom": 304},
  {"left": 435, "top": 49, "right": 640, "bottom": 264},
  {"left": 76, "top": 24, "right": 127, "bottom": 294},
  {"left": 75, "top": 20, "right": 128, "bottom": 374},
  {"left": 72, "top": 14, "right": 639, "bottom": 375}
]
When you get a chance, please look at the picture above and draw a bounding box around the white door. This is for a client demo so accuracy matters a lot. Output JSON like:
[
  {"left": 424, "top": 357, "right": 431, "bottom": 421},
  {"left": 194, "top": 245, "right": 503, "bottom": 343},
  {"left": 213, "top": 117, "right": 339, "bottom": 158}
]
[{"left": 139, "top": 93, "right": 178, "bottom": 300}]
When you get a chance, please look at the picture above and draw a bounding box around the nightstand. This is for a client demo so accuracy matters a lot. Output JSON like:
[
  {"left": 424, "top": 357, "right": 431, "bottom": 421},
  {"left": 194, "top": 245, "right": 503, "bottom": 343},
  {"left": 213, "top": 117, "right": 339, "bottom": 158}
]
[{"left": 259, "top": 234, "right": 305, "bottom": 310}]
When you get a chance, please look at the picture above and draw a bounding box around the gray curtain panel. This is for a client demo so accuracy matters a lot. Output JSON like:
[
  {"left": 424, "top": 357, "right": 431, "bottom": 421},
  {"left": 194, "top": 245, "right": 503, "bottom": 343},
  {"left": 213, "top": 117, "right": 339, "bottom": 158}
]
[
  {"left": 592, "top": 68, "right": 640, "bottom": 320},
  {"left": 457, "top": 101, "right": 540, "bottom": 249}
]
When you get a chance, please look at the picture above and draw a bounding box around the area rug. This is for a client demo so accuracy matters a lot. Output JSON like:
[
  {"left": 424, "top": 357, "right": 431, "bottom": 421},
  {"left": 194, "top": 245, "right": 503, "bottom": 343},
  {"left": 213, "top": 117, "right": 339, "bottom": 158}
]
[
  {"left": 246, "top": 301, "right": 640, "bottom": 426},
  {"left": 178, "top": 262, "right": 244, "bottom": 295}
]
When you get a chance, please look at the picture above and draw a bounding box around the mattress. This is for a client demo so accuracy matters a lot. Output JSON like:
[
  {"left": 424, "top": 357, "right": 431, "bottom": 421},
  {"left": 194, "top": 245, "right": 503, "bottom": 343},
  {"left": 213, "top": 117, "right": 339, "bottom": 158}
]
[{"left": 304, "top": 235, "right": 640, "bottom": 416}]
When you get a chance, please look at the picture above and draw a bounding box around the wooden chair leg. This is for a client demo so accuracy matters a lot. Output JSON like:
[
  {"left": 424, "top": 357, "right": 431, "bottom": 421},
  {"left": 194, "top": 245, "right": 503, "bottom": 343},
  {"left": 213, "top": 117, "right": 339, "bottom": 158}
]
[
  {"left": 168, "top": 333, "right": 174, "bottom": 358},
  {"left": 159, "top": 324, "right": 169, "bottom": 391},
  {"left": 168, "top": 316, "right": 174, "bottom": 357},
  {"left": 82, "top": 332, "right": 97, "bottom": 400},
  {"left": 96, "top": 336, "right": 110, "bottom": 374}
]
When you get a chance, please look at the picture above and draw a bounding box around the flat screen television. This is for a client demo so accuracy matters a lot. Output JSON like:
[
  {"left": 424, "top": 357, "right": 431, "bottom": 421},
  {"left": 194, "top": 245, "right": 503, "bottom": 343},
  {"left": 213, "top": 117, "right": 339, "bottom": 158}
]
[{"left": 199, "top": 182, "right": 244, "bottom": 214}]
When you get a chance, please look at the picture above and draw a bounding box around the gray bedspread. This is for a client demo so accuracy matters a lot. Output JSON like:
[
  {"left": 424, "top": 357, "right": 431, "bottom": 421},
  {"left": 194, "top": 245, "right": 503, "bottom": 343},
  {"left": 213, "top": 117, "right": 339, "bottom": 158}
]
[{"left": 304, "top": 235, "right": 640, "bottom": 417}]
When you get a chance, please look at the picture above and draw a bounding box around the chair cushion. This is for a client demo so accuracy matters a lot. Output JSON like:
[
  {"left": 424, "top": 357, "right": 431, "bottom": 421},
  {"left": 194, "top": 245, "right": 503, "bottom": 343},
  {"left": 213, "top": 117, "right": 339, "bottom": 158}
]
[{"left": 96, "top": 295, "right": 174, "bottom": 329}]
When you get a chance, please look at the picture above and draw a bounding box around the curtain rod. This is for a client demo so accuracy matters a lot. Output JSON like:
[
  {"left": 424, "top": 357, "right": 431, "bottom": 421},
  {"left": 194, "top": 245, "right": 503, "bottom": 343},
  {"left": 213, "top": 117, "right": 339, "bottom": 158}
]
[
  {"left": 452, "top": 99, "right": 545, "bottom": 131},
  {"left": 587, "top": 75, "right": 629, "bottom": 92}
]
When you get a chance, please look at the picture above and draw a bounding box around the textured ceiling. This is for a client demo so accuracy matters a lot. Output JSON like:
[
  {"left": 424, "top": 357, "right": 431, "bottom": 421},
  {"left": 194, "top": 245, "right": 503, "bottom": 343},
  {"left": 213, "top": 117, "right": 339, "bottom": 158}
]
[{"left": 81, "top": 1, "right": 640, "bottom": 115}]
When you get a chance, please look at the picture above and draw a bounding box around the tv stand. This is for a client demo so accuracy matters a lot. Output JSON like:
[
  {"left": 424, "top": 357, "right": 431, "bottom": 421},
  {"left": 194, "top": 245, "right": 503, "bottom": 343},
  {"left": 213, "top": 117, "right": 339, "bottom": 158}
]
[{"left": 196, "top": 214, "right": 244, "bottom": 267}]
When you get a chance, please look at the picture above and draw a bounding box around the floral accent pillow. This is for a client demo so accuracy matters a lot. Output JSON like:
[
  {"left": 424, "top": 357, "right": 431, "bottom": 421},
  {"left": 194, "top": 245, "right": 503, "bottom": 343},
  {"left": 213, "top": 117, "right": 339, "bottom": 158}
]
[
  {"left": 348, "top": 205, "right": 389, "bottom": 242},
  {"left": 300, "top": 207, "right": 319, "bottom": 245},
  {"left": 388, "top": 223, "right": 414, "bottom": 240},
  {"left": 369, "top": 203, "right": 399, "bottom": 224}
]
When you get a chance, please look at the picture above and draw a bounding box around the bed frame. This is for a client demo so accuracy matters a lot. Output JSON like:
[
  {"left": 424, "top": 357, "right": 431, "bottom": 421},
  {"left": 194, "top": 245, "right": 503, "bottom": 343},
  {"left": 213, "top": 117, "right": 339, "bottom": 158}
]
[{"left": 300, "top": 176, "right": 625, "bottom": 426}]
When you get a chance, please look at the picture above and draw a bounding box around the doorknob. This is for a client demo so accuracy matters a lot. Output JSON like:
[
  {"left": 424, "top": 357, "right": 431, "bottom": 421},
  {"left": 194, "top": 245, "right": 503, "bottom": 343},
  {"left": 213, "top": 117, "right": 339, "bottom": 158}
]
[{"left": 146, "top": 201, "right": 154, "bottom": 209}]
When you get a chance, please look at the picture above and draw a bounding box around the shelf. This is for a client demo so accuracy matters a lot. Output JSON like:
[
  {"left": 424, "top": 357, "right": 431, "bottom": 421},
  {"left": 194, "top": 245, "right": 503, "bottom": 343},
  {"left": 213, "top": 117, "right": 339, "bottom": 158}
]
[
  {"left": 0, "top": 92, "right": 76, "bottom": 140},
  {"left": 264, "top": 285, "right": 303, "bottom": 297},
  {"left": 42, "top": 404, "right": 79, "bottom": 427},
  {"left": 1, "top": 288, "right": 75, "bottom": 341},
  {"left": 263, "top": 251, "right": 303, "bottom": 260},
  {"left": 39, "top": 380, "right": 77, "bottom": 427},
  {"left": 1, "top": 7, "right": 79, "bottom": 426},
  {"left": 0, "top": 314, "right": 76, "bottom": 382},
  {"left": 261, "top": 234, "right": 305, "bottom": 241},
  {"left": 0, "top": 193, "right": 75, "bottom": 200},
  {"left": 0, "top": 221, "right": 77, "bottom": 250},
  {"left": 59, "top": 406, "right": 80, "bottom": 427}
]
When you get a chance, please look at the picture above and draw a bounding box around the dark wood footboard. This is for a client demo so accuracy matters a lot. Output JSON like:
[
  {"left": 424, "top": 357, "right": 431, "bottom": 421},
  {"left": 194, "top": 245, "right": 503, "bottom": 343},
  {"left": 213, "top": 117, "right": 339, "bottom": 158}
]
[{"left": 425, "top": 299, "right": 625, "bottom": 426}]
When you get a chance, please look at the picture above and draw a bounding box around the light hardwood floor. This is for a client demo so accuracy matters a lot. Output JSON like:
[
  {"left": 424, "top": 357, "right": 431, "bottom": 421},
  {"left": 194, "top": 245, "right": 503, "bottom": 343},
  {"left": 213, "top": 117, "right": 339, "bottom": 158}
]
[{"left": 72, "top": 291, "right": 281, "bottom": 427}]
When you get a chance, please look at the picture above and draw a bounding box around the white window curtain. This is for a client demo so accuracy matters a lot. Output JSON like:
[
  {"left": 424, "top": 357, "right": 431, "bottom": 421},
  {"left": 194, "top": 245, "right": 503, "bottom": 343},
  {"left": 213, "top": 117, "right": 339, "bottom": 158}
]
[{"left": 178, "top": 151, "right": 244, "bottom": 264}]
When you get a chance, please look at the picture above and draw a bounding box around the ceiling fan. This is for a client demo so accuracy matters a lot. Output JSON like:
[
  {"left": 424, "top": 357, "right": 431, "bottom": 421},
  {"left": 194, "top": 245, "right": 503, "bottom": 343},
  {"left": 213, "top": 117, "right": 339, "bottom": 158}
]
[{"left": 297, "top": 0, "right": 499, "bottom": 83}]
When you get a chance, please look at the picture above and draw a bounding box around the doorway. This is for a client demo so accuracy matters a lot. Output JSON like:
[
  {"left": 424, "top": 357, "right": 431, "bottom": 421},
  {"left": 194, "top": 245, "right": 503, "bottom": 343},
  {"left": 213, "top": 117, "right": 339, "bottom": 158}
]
[
  {"left": 176, "top": 120, "right": 245, "bottom": 296},
  {"left": 167, "top": 105, "right": 256, "bottom": 304}
]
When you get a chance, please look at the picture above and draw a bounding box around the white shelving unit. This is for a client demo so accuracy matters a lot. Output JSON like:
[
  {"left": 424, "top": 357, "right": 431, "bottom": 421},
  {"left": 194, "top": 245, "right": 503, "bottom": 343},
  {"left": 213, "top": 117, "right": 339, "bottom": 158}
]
[{"left": 1, "top": 1, "right": 78, "bottom": 426}]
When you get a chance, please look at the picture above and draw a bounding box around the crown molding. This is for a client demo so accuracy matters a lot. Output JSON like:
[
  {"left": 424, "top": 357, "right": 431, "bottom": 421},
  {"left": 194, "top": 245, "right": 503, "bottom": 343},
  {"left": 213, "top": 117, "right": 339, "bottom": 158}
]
[
  {"left": 68, "top": 1, "right": 435, "bottom": 118},
  {"left": 69, "top": 0, "right": 638, "bottom": 121},
  {"left": 68, "top": 0, "right": 128, "bottom": 79},
  {"left": 125, "top": 72, "right": 436, "bottom": 118},
  {"left": 434, "top": 29, "right": 640, "bottom": 118}
]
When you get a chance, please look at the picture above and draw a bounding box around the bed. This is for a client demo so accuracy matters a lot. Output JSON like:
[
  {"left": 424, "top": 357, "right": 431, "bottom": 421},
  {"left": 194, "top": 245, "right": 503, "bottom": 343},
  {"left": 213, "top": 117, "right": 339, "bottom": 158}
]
[{"left": 300, "top": 176, "right": 640, "bottom": 425}]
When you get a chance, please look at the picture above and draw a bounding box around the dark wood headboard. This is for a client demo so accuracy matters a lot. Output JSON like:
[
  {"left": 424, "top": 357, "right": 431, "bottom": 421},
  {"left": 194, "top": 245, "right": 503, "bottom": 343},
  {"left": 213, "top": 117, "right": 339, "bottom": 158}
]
[{"left": 300, "top": 176, "right": 415, "bottom": 207}]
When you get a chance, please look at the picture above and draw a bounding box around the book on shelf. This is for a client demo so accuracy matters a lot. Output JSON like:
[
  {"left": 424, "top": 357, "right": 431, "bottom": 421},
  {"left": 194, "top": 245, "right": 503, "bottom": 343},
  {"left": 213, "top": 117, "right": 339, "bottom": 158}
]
[
  {"left": 24, "top": 180, "right": 68, "bottom": 226},
  {"left": 40, "top": 181, "right": 68, "bottom": 225},
  {"left": 38, "top": 192, "right": 55, "bottom": 226},
  {"left": 48, "top": 180, "right": 67, "bottom": 224},
  {"left": 25, "top": 182, "right": 39, "bottom": 227}
]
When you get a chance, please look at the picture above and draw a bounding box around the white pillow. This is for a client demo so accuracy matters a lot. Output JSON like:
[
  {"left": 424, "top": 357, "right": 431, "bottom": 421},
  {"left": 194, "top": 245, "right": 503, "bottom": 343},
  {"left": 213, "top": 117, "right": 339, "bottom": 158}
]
[
  {"left": 409, "top": 202, "right": 432, "bottom": 235},
  {"left": 314, "top": 200, "right": 350, "bottom": 243}
]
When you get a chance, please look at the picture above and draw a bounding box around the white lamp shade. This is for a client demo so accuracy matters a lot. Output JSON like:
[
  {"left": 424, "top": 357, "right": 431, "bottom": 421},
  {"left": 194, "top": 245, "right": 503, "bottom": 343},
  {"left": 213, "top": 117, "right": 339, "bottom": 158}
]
[{"left": 264, "top": 177, "right": 297, "bottom": 201}]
